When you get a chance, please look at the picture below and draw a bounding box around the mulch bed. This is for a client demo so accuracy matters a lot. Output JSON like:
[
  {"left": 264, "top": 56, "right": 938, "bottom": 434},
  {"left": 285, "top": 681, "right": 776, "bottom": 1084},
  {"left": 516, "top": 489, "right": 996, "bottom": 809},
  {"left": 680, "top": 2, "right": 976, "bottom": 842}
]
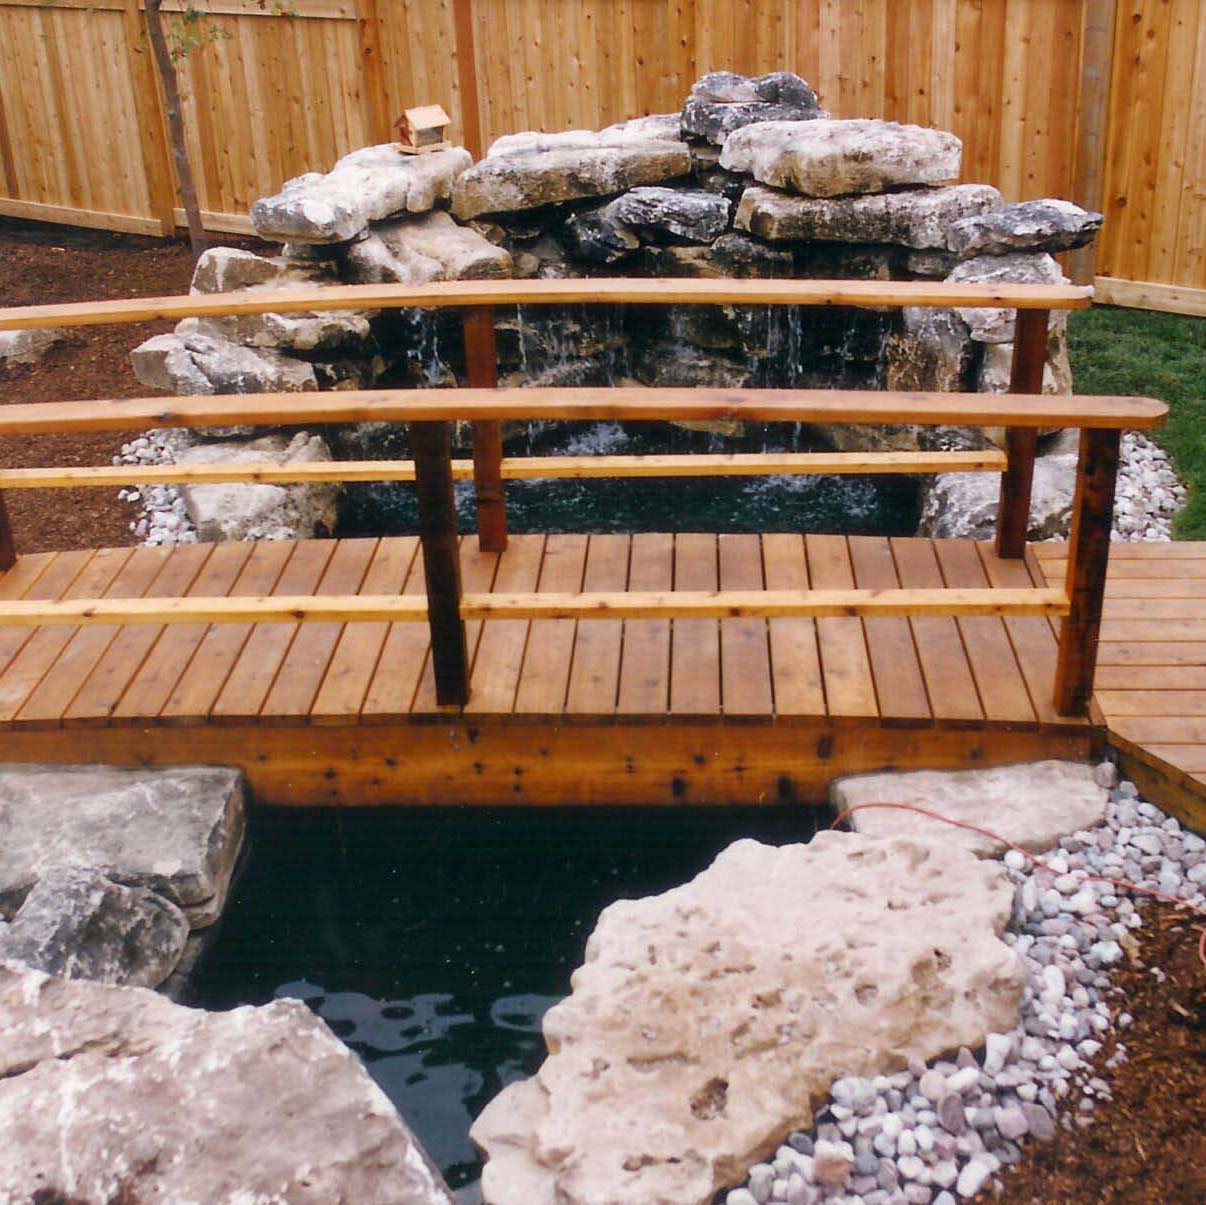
[
  {"left": 1000, "top": 903, "right": 1206, "bottom": 1203},
  {"left": 0, "top": 219, "right": 251, "bottom": 553}
]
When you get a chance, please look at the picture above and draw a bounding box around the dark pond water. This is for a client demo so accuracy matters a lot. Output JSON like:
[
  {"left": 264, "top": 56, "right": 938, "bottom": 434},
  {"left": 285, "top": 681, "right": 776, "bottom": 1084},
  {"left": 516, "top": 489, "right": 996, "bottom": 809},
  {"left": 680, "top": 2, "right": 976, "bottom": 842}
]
[
  {"left": 188, "top": 806, "right": 829, "bottom": 1189},
  {"left": 336, "top": 420, "right": 921, "bottom": 539}
]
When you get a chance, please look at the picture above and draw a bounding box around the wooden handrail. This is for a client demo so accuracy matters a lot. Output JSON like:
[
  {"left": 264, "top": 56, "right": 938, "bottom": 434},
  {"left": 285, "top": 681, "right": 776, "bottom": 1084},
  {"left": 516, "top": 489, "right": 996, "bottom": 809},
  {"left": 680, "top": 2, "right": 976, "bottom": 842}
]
[
  {"left": 0, "top": 587, "right": 1070, "bottom": 627},
  {"left": 0, "top": 388, "right": 1167, "bottom": 434},
  {"left": 0, "top": 450, "right": 1009, "bottom": 488},
  {"left": 0, "top": 277, "right": 1093, "bottom": 332}
]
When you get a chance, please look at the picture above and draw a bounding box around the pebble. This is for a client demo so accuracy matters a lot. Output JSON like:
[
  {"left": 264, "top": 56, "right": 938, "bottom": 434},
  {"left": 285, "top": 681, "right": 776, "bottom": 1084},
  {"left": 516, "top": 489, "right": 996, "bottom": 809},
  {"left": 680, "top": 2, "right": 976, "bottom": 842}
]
[
  {"left": 955, "top": 1159, "right": 992, "bottom": 1198},
  {"left": 919, "top": 1069, "right": 948, "bottom": 1102}
]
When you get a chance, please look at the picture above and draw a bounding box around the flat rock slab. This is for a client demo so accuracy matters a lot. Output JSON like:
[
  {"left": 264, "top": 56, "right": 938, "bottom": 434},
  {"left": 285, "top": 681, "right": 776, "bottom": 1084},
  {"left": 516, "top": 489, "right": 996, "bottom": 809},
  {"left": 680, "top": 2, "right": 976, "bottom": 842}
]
[
  {"left": 252, "top": 144, "right": 472, "bottom": 244},
  {"left": 0, "top": 865, "right": 188, "bottom": 988},
  {"left": 0, "top": 963, "right": 455, "bottom": 1204},
  {"left": 0, "top": 764, "right": 245, "bottom": 927},
  {"left": 472, "top": 833, "right": 1023, "bottom": 1205},
  {"left": 948, "top": 198, "right": 1103, "bottom": 258},
  {"left": 132, "top": 330, "right": 318, "bottom": 395},
  {"left": 833, "top": 760, "right": 1108, "bottom": 857},
  {"left": 734, "top": 182, "right": 1000, "bottom": 249},
  {"left": 681, "top": 70, "right": 823, "bottom": 144},
  {"left": 721, "top": 119, "right": 961, "bottom": 197},
  {"left": 611, "top": 186, "right": 731, "bottom": 242},
  {"left": 452, "top": 136, "right": 691, "bottom": 220}
]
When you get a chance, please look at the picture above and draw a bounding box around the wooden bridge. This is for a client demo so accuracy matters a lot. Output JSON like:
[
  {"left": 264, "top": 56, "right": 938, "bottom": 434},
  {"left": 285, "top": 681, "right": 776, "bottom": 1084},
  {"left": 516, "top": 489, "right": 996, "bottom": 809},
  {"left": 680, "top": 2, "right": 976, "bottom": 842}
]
[{"left": 1, "top": 277, "right": 1200, "bottom": 826}]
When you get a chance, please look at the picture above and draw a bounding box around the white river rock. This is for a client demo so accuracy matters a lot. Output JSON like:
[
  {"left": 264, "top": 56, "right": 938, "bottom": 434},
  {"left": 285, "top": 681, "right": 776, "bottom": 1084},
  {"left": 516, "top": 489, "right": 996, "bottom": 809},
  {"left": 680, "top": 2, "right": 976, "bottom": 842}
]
[
  {"left": 472, "top": 832, "right": 1024, "bottom": 1205},
  {"left": 833, "top": 760, "right": 1109, "bottom": 857},
  {"left": 720, "top": 119, "right": 961, "bottom": 197},
  {"left": 0, "top": 962, "right": 455, "bottom": 1204}
]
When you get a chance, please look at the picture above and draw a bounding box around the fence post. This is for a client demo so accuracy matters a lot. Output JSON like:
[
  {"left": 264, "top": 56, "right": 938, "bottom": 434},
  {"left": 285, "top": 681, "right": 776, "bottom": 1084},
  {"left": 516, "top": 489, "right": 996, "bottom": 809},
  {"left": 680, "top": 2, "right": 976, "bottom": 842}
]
[
  {"left": 0, "top": 493, "right": 14, "bottom": 572},
  {"left": 1053, "top": 427, "right": 1121, "bottom": 716},
  {"left": 411, "top": 420, "right": 469, "bottom": 706},
  {"left": 463, "top": 305, "right": 508, "bottom": 552},
  {"left": 995, "top": 308, "right": 1049, "bottom": 559}
]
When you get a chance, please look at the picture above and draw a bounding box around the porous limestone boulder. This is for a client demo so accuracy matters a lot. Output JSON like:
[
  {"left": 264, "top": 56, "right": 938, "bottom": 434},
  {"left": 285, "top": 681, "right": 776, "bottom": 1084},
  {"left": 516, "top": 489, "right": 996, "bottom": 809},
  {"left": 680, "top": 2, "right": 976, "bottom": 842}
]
[
  {"left": 0, "top": 963, "right": 455, "bottom": 1204},
  {"left": 0, "top": 765, "right": 245, "bottom": 927},
  {"left": 344, "top": 209, "right": 514, "bottom": 284},
  {"left": 885, "top": 308, "right": 975, "bottom": 394},
  {"left": 680, "top": 70, "right": 824, "bottom": 144},
  {"left": 564, "top": 203, "right": 642, "bottom": 263},
  {"left": 978, "top": 327, "right": 1074, "bottom": 396},
  {"left": 721, "top": 119, "right": 961, "bottom": 197},
  {"left": 833, "top": 761, "right": 1108, "bottom": 858},
  {"left": 176, "top": 431, "right": 340, "bottom": 542},
  {"left": 611, "top": 186, "right": 731, "bottom": 242},
  {"left": 131, "top": 330, "right": 318, "bottom": 395},
  {"left": 948, "top": 198, "right": 1104, "bottom": 258},
  {"left": 640, "top": 232, "right": 793, "bottom": 278},
  {"left": 919, "top": 448, "right": 1078, "bottom": 541},
  {"left": 0, "top": 327, "right": 63, "bottom": 366},
  {"left": 0, "top": 865, "right": 188, "bottom": 988},
  {"left": 451, "top": 133, "right": 691, "bottom": 220},
  {"left": 734, "top": 183, "right": 1001, "bottom": 249},
  {"left": 190, "top": 245, "right": 304, "bottom": 293},
  {"left": 472, "top": 833, "right": 1024, "bottom": 1205},
  {"left": 947, "top": 252, "right": 1069, "bottom": 343},
  {"left": 251, "top": 143, "right": 472, "bottom": 243}
]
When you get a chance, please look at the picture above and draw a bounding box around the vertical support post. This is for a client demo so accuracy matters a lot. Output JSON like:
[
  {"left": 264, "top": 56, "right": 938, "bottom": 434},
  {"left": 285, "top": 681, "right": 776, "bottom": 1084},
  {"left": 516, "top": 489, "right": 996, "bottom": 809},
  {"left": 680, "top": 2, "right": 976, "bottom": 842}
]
[
  {"left": 0, "top": 492, "right": 15, "bottom": 572},
  {"left": 1054, "top": 427, "right": 1121, "bottom": 716},
  {"left": 995, "top": 308, "right": 1050, "bottom": 559},
  {"left": 463, "top": 305, "right": 508, "bottom": 552},
  {"left": 411, "top": 420, "right": 469, "bottom": 706}
]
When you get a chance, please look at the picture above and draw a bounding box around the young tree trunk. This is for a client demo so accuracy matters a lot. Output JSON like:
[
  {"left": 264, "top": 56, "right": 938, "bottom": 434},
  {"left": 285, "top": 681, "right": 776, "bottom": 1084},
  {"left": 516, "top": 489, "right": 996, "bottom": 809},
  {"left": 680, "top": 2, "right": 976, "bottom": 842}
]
[{"left": 144, "top": 0, "right": 207, "bottom": 259}]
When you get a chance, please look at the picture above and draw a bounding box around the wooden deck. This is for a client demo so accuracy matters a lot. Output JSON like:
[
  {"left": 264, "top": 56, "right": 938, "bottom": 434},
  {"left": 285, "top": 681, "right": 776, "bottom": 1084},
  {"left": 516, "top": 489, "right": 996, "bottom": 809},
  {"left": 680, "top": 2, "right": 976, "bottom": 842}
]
[{"left": 0, "top": 532, "right": 1109, "bottom": 806}]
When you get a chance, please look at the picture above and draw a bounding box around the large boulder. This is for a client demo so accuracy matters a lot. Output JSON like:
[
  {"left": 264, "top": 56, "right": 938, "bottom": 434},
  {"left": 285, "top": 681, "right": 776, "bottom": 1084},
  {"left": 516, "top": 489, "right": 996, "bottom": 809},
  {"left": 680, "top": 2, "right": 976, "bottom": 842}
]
[
  {"left": 611, "top": 185, "right": 731, "bottom": 242},
  {"left": 131, "top": 330, "right": 318, "bottom": 395},
  {"left": 721, "top": 118, "right": 961, "bottom": 197},
  {"left": 176, "top": 431, "right": 341, "bottom": 542},
  {"left": 472, "top": 833, "right": 1024, "bottom": 1205},
  {"left": 947, "top": 252, "right": 1069, "bottom": 342},
  {"left": 344, "top": 210, "right": 514, "bottom": 284},
  {"left": 0, "top": 764, "right": 245, "bottom": 928},
  {"left": 680, "top": 70, "right": 824, "bottom": 144},
  {"left": 0, "top": 327, "right": 63, "bottom": 366},
  {"left": 0, "top": 865, "right": 188, "bottom": 988},
  {"left": 0, "top": 963, "right": 455, "bottom": 1204},
  {"left": 833, "top": 761, "right": 1108, "bottom": 858},
  {"left": 734, "top": 182, "right": 1000, "bottom": 248},
  {"left": 640, "top": 232, "right": 793, "bottom": 278},
  {"left": 948, "top": 198, "right": 1104, "bottom": 258},
  {"left": 451, "top": 132, "right": 691, "bottom": 220},
  {"left": 251, "top": 143, "right": 472, "bottom": 243},
  {"left": 564, "top": 203, "right": 642, "bottom": 264},
  {"left": 885, "top": 308, "right": 975, "bottom": 394}
]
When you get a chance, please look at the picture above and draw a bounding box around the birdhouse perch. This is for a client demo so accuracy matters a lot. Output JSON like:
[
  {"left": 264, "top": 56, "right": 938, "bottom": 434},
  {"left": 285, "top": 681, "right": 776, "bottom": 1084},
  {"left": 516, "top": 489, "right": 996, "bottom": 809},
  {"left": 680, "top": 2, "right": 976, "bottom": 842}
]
[{"left": 397, "top": 104, "right": 452, "bottom": 154}]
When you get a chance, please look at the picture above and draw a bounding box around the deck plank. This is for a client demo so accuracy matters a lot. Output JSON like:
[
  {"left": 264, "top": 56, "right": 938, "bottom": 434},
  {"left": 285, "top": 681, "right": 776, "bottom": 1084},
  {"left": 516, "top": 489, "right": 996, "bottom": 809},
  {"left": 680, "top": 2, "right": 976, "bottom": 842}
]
[
  {"left": 848, "top": 536, "right": 929, "bottom": 725},
  {"left": 617, "top": 533, "right": 673, "bottom": 717},
  {"left": 565, "top": 534, "right": 629, "bottom": 720},
  {"left": 514, "top": 534, "right": 588, "bottom": 715},
  {"left": 310, "top": 537, "right": 419, "bottom": 725},
  {"left": 762, "top": 533, "right": 825, "bottom": 718},
  {"left": 933, "top": 539, "right": 1036, "bottom": 725},
  {"left": 893, "top": 537, "right": 983, "bottom": 724},
  {"left": 806, "top": 534, "right": 877, "bottom": 719},
  {"left": 260, "top": 539, "right": 378, "bottom": 725},
  {"left": 670, "top": 533, "right": 720, "bottom": 719},
  {"left": 0, "top": 552, "right": 90, "bottom": 689},
  {"left": 718, "top": 535, "right": 774, "bottom": 719}
]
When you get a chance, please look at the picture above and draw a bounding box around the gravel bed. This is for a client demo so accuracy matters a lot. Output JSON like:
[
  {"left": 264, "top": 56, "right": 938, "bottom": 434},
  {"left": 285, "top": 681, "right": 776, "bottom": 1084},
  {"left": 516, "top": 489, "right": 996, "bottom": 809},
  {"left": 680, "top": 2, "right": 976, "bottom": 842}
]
[
  {"left": 1111, "top": 432, "right": 1184, "bottom": 542},
  {"left": 724, "top": 765, "right": 1206, "bottom": 1205},
  {"left": 116, "top": 429, "right": 198, "bottom": 546}
]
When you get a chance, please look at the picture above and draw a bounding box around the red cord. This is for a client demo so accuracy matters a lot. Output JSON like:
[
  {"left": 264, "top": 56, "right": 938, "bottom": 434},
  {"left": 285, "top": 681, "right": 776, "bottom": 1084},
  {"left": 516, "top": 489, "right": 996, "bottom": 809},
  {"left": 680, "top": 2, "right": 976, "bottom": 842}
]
[{"left": 828, "top": 802, "right": 1206, "bottom": 971}]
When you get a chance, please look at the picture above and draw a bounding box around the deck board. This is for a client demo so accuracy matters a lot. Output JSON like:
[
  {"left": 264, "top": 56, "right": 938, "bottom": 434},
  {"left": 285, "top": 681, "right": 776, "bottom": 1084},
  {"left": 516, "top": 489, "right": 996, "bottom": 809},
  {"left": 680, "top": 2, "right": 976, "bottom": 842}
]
[{"left": 15, "top": 534, "right": 1206, "bottom": 813}]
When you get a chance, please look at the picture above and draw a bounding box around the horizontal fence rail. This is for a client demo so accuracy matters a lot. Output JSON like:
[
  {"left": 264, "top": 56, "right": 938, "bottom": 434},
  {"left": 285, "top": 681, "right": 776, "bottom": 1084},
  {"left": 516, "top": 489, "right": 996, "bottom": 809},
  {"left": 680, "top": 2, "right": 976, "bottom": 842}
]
[{"left": 0, "top": 277, "right": 1166, "bottom": 717}]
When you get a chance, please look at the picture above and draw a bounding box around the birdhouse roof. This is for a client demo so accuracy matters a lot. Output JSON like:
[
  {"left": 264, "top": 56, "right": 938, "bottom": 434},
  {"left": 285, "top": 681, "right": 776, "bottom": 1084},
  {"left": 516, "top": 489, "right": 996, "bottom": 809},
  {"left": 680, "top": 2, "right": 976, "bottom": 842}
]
[{"left": 403, "top": 104, "right": 451, "bottom": 130}]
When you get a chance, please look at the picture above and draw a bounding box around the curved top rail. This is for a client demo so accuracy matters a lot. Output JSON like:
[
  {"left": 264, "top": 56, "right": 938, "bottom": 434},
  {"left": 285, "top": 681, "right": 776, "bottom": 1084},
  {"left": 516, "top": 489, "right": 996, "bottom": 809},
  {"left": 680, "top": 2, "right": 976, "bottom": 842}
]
[
  {"left": 0, "top": 277, "right": 1093, "bottom": 332},
  {"left": 0, "top": 387, "right": 1166, "bottom": 434}
]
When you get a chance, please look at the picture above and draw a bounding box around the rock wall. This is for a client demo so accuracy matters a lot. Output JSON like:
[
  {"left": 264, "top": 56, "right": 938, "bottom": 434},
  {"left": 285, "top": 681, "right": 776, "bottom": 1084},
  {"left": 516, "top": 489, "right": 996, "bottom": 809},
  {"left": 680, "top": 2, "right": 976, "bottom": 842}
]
[{"left": 130, "top": 70, "right": 1104, "bottom": 542}]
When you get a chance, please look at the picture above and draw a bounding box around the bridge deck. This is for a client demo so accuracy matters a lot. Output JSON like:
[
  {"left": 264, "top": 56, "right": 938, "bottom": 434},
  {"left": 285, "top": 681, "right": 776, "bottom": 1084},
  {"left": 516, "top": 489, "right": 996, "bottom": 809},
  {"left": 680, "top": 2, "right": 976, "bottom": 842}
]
[{"left": 0, "top": 531, "right": 1116, "bottom": 807}]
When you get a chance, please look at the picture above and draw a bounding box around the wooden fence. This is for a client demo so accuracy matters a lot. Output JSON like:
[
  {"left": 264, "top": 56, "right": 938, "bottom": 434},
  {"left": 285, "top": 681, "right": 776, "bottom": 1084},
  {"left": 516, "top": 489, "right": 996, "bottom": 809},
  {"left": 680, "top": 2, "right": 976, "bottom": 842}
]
[{"left": 0, "top": 0, "right": 1202, "bottom": 313}]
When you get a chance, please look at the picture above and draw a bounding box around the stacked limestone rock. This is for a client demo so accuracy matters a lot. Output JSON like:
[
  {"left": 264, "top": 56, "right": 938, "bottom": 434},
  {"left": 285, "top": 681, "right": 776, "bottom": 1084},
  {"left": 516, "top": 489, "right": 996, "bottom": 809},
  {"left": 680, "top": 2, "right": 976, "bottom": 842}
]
[{"left": 129, "top": 70, "right": 1105, "bottom": 543}]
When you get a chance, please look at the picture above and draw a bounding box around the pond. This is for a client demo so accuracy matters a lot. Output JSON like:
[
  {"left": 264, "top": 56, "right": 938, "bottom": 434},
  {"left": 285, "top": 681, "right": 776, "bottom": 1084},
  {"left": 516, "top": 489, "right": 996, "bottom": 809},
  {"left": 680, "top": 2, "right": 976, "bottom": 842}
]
[{"left": 188, "top": 805, "right": 829, "bottom": 1191}]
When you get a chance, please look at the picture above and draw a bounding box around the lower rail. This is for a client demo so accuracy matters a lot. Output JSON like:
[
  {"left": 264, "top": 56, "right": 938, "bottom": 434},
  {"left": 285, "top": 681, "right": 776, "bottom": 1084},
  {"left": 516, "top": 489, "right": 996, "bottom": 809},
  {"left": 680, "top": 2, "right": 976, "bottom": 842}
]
[{"left": 0, "top": 587, "right": 1070, "bottom": 627}]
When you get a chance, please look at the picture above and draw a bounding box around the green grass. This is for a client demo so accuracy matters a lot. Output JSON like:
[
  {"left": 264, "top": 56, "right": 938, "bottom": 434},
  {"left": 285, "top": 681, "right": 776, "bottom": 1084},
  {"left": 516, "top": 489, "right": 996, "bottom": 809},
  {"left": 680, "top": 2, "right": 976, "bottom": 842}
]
[{"left": 1068, "top": 305, "right": 1206, "bottom": 539}]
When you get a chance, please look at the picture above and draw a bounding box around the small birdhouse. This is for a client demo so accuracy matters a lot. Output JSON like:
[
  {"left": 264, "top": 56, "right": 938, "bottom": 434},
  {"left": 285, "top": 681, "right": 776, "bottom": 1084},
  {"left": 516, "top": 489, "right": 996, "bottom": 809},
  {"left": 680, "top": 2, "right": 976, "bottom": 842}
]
[{"left": 396, "top": 104, "right": 451, "bottom": 154}]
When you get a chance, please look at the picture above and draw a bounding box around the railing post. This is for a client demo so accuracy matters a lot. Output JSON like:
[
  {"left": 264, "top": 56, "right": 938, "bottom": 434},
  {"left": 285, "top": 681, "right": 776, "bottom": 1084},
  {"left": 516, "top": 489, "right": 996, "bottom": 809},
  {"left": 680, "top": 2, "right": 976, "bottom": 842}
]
[
  {"left": 1054, "top": 427, "right": 1121, "bottom": 716},
  {"left": 411, "top": 420, "right": 469, "bottom": 706},
  {"left": 0, "top": 493, "right": 15, "bottom": 571},
  {"left": 995, "top": 307, "right": 1050, "bottom": 559},
  {"left": 462, "top": 305, "right": 508, "bottom": 553}
]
